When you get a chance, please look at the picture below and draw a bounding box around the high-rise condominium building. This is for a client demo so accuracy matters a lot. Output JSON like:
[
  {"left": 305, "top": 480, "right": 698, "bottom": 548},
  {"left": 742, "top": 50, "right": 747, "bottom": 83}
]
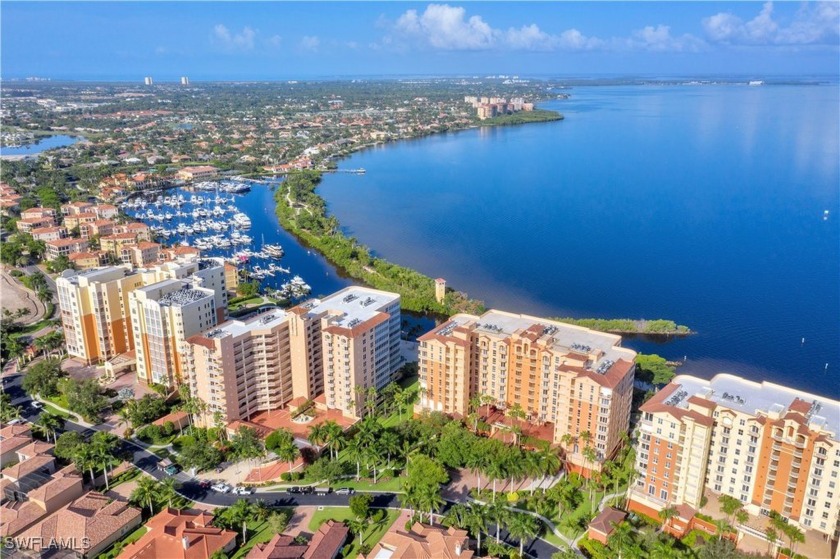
[
  {"left": 185, "top": 309, "right": 293, "bottom": 427},
  {"left": 56, "top": 258, "right": 230, "bottom": 369},
  {"left": 294, "top": 287, "right": 401, "bottom": 417},
  {"left": 417, "top": 311, "right": 636, "bottom": 473},
  {"left": 56, "top": 266, "right": 146, "bottom": 364},
  {"left": 128, "top": 279, "right": 217, "bottom": 387},
  {"left": 143, "top": 258, "right": 229, "bottom": 323},
  {"left": 183, "top": 287, "right": 402, "bottom": 426},
  {"left": 629, "top": 374, "right": 840, "bottom": 541}
]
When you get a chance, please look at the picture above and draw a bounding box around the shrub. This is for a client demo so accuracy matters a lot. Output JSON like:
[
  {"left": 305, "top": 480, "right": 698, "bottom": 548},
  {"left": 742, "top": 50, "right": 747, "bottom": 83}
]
[
  {"left": 162, "top": 421, "right": 175, "bottom": 436},
  {"left": 281, "top": 472, "right": 292, "bottom": 482}
]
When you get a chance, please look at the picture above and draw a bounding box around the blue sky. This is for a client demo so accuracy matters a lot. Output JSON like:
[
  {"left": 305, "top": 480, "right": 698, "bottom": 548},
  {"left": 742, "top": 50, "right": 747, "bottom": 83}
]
[{"left": 2, "top": 2, "right": 838, "bottom": 80}]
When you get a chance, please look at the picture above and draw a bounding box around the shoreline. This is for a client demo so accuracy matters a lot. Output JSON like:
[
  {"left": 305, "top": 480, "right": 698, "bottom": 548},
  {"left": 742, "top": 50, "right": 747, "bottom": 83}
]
[{"left": 271, "top": 171, "right": 692, "bottom": 339}]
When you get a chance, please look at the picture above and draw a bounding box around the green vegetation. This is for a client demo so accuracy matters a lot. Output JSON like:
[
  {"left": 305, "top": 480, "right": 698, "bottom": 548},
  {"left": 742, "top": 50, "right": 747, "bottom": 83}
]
[
  {"left": 231, "top": 509, "right": 294, "bottom": 559},
  {"left": 58, "top": 377, "right": 109, "bottom": 423},
  {"left": 118, "top": 394, "right": 170, "bottom": 428},
  {"left": 174, "top": 427, "right": 226, "bottom": 472},
  {"left": 22, "top": 358, "right": 65, "bottom": 398},
  {"left": 275, "top": 171, "right": 484, "bottom": 315},
  {"left": 551, "top": 317, "right": 692, "bottom": 336},
  {"left": 130, "top": 475, "right": 187, "bottom": 517},
  {"left": 479, "top": 109, "right": 563, "bottom": 126},
  {"left": 309, "top": 507, "right": 399, "bottom": 558},
  {"left": 96, "top": 525, "right": 148, "bottom": 559},
  {"left": 635, "top": 354, "right": 678, "bottom": 385},
  {"left": 54, "top": 430, "right": 123, "bottom": 489}
]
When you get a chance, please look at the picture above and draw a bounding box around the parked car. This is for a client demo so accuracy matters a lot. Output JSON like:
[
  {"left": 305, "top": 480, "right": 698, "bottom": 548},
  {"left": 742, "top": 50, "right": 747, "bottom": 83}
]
[
  {"left": 30, "top": 401, "right": 43, "bottom": 409},
  {"left": 233, "top": 486, "right": 254, "bottom": 496},
  {"left": 164, "top": 465, "right": 180, "bottom": 476},
  {"left": 8, "top": 418, "right": 25, "bottom": 425},
  {"left": 211, "top": 483, "right": 232, "bottom": 493},
  {"left": 198, "top": 480, "right": 212, "bottom": 489},
  {"left": 334, "top": 488, "right": 355, "bottom": 495},
  {"left": 300, "top": 486, "right": 314, "bottom": 495},
  {"left": 314, "top": 487, "right": 331, "bottom": 496},
  {"left": 286, "top": 487, "right": 302, "bottom": 494}
]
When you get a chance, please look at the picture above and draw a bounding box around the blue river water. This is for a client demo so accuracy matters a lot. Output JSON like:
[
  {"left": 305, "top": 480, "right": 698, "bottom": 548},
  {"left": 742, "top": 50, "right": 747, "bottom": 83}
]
[
  {"left": 1, "top": 134, "right": 80, "bottom": 155},
  {"left": 315, "top": 84, "right": 840, "bottom": 398}
]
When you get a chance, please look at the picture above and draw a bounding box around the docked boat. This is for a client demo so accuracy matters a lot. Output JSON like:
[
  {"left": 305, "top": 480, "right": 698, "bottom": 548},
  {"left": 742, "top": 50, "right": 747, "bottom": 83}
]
[{"left": 263, "top": 244, "right": 284, "bottom": 258}]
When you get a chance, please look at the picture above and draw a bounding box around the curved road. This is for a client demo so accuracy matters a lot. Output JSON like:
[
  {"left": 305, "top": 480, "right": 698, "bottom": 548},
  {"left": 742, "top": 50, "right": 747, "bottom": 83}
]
[{"left": 3, "top": 373, "right": 562, "bottom": 558}]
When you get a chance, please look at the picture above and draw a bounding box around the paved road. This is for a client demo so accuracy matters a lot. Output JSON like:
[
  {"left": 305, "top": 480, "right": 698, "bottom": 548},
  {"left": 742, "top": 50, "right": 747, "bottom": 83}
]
[{"left": 7, "top": 374, "right": 560, "bottom": 558}]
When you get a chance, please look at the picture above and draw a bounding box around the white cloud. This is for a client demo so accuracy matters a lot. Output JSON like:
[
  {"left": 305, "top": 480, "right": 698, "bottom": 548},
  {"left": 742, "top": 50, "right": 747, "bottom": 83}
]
[
  {"left": 267, "top": 35, "right": 282, "bottom": 48},
  {"left": 299, "top": 36, "right": 321, "bottom": 52},
  {"left": 556, "top": 29, "right": 603, "bottom": 51},
  {"left": 386, "top": 4, "right": 693, "bottom": 53},
  {"left": 629, "top": 24, "right": 704, "bottom": 52},
  {"left": 395, "top": 4, "right": 496, "bottom": 50},
  {"left": 703, "top": 1, "right": 839, "bottom": 45},
  {"left": 212, "top": 24, "right": 256, "bottom": 51}
]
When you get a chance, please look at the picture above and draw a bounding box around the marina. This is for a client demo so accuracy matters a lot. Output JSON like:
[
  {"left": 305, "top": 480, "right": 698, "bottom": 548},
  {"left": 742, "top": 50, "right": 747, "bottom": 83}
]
[{"left": 121, "top": 180, "right": 312, "bottom": 294}]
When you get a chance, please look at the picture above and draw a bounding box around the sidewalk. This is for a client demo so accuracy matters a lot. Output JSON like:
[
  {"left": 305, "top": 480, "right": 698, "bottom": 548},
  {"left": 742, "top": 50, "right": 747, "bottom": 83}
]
[{"left": 33, "top": 396, "right": 92, "bottom": 427}]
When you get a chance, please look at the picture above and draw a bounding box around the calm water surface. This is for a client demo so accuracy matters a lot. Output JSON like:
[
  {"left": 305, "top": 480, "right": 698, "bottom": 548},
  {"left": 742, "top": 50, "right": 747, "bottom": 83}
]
[
  {"left": 318, "top": 84, "right": 840, "bottom": 397},
  {"left": 1, "top": 134, "right": 80, "bottom": 155}
]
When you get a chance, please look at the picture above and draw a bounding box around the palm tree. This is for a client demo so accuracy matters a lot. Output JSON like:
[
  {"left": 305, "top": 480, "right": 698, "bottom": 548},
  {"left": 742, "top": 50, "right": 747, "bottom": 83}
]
[
  {"left": 444, "top": 503, "right": 471, "bottom": 530},
  {"left": 658, "top": 506, "right": 679, "bottom": 534},
  {"left": 227, "top": 499, "right": 254, "bottom": 541},
  {"left": 712, "top": 517, "right": 733, "bottom": 541},
  {"left": 485, "top": 455, "right": 507, "bottom": 502},
  {"left": 506, "top": 512, "right": 539, "bottom": 558},
  {"left": 379, "top": 430, "right": 400, "bottom": 469},
  {"left": 0, "top": 392, "right": 22, "bottom": 423},
  {"left": 467, "top": 503, "right": 489, "bottom": 557},
  {"left": 582, "top": 446, "right": 598, "bottom": 501},
  {"left": 465, "top": 448, "right": 488, "bottom": 493},
  {"left": 348, "top": 518, "right": 368, "bottom": 545},
  {"left": 508, "top": 403, "right": 526, "bottom": 431},
  {"left": 650, "top": 538, "right": 682, "bottom": 559},
  {"left": 554, "top": 479, "right": 579, "bottom": 518},
  {"left": 308, "top": 422, "right": 326, "bottom": 452},
  {"left": 132, "top": 475, "right": 159, "bottom": 516},
  {"left": 321, "top": 420, "right": 345, "bottom": 460},
  {"left": 559, "top": 433, "right": 575, "bottom": 472},
  {"left": 488, "top": 501, "right": 508, "bottom": 543},
  {"left": 765, "top": 527, "right": 778, "bottom": 557},
  {"left": 719, "top": 495, "right": 744, "bottom": 529},
  {"left": 274, "top": 436, "right": 300, "bottom": 475},
  {"left": 345, "top": 437, "right": 366, "bottom": 481},
  {"left": 159, "top": 477, "right": 179, "bottom": 508},
  {"left": 523, "top": 450, "right": 543, "bottom": 494},
  {"left": 76, "top": 445, "right": 99, "bottom": 484},
  {"left": 608, "top": 520, "right": 635, "bottom": 559},
  {"left": 91, "top": 432, "right": 120, "bottom": 490},
  {"left": 252, "top": 499, "right": 271, "bottom": 523},
  {"left": 35, "top": 412, "right": 64, "bottom": 444},
  {"left": 537, "top": 445, "right": 561, "bottom": 493}
]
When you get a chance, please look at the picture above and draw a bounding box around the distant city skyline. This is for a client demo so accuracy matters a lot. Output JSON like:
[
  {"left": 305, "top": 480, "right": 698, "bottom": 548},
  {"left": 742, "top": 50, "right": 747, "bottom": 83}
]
[{"left": 2, "top": 2, "right": 839, "bottom": 80}]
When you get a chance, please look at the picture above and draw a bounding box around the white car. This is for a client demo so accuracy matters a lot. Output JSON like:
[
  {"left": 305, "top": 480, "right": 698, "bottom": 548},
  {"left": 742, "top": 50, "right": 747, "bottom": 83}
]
[
  {"left": 8, "top": 418, "right": 25, "bottom": 425},
  {"left": 233, "top": 486, "right": 254, "bottom": 496},
  {"left": 211, "top": 483, "right": 232, "bottom": 493},
  {"left": 30, "top": 401, "right": 44, "bottom": 409}
]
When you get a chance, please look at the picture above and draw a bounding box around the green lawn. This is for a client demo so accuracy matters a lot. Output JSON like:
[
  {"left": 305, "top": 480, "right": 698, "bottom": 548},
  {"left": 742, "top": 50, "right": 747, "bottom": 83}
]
[
  {"left": 44, "top": 394, "right": 70, "bottom": 411},
  {"left": 95, "top": 525, "right": 148, "bottom": 559},
  {"left": 231, "top": 511, "right": 294, "bottom": 559},
  {"left": 333, "top": 477, "right": 403, "bottom": 493},
  {"left": 551, "top": 490, "right": 606, "bottom": 540},
  {"left": 308, "top": 507, "right": 399, "bottom": 558},
  {"left": 42, "top": 402, "right": 71, "bottom": 418}
]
